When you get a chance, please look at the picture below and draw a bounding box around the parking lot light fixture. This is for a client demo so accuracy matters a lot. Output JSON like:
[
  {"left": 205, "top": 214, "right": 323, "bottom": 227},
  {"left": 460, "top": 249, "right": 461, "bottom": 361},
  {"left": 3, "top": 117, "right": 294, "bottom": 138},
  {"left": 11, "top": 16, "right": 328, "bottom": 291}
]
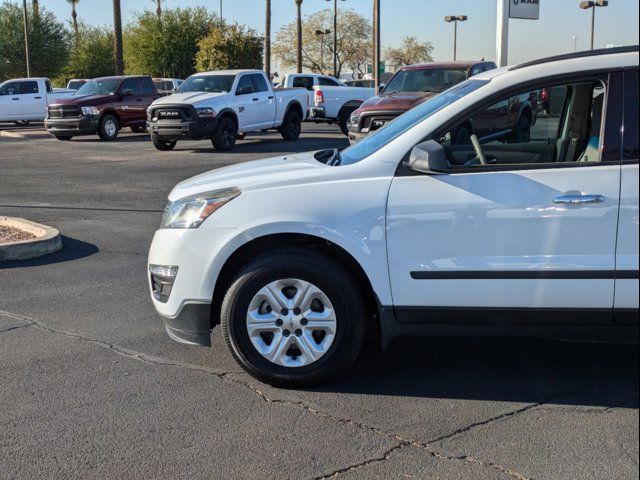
[
  {"left": 315, "top": 29, "right": 331, "bottom": 73},
  {"left": 445, "top": 15, "right": 467, "bottom": 61},
  {"left": 579, "top": 1, "right": 608, "bottom": 50}
]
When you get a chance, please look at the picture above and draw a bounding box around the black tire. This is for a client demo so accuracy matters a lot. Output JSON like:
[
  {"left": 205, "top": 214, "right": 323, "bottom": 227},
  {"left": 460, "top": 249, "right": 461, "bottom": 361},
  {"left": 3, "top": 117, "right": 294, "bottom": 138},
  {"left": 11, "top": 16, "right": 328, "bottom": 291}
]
[
  {"left": 54, "top": 135, "right": 73, "bottom": 141},
  {"left": 338, "top": 106, "right": 357, "bottom": 136},
  {"left": 212, "top": 116, "right": 237, "bottom": 151},
  {"left": 14, "top": 120, "right": 31, "bottom": 127},
  {"left": 98, "top": 114, "right": 119, "bottom": 141},
  {"left": 130, "top": 124, "right": 147, "bottom": 133},
  {"left": 512, "top": 115, "right": 531, "bottom": 143},
  {"left": 152, "top": 136, "right": 177, "bottom": 151},
  {"left": 279, "top": 110, "right": 302, "bottom": 141},
  {"left": 221, "top": 248, "right": 367, "bottom": 387}
]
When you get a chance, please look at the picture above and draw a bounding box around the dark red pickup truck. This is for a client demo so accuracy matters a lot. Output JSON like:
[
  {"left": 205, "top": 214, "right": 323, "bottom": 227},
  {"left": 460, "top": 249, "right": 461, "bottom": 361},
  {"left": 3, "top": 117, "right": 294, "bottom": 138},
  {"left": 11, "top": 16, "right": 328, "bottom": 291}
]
[
  {"left": 45, "top": 76, "right": 158, "bottom": 141},
  {"left": 348, "top": 61, "right": 496, "bottom": 143}
]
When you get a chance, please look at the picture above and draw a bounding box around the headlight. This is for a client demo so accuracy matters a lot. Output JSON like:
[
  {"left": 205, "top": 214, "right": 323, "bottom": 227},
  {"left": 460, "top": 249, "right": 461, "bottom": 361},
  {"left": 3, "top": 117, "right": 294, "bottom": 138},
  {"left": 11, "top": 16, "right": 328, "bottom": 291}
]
[
  {"left": 196, "top": 107, "right": 216, "bottom": 118},
  {"left": 81, "top": 106, "right": 100, "bottom": 116},
  {"left": 350, "top": 113, "right": 359, "bottom": 126},
  {"left": 161, "top": 187, "right": 241, "bottom": 229}
]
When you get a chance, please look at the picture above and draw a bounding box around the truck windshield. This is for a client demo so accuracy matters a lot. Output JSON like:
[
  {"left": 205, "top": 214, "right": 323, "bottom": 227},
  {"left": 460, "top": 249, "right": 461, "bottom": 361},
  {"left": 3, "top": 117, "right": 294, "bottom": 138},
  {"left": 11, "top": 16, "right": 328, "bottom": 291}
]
[
  {"left": 384, "top": 68, "right": 469, "bottom": 94},
  {"left": 337, "top": 79, "right": 489, "bottom": 166},
  {"left": 75, "top": 79, "right": 120, "bottom": 96},
  {"left": 177, "top": 75, "right": 236, "bottom": 94}
]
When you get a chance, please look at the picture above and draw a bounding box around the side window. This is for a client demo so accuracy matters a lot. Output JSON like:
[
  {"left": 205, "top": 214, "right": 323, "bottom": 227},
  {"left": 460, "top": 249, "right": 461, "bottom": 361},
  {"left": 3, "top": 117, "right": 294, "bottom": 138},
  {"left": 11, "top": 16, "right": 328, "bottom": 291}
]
[
  {"left": 0, "top": 82, "right": 19, "bottom": 95},
  {"left": 251, "top": 74, "right": 269, "bottom": 93},
  {"left": 236, "top": 75, "right": 254, "bottom": 95},
  {"left": 120, "top": 78, "right": 138, "bottom": 95},
  {"left": 292, "top": 76, "right": 315, "bottom": 91},
  {"left": 483, "top": 63, "right": 497, "bottom": 72},
  {"left": 45, "top": 80, "right": 52, "bottom": 93},
  {"left": 438, "top": 79, "right": 608, "bottom": 169},
  {"left": 19, "top": 81, "right": 39, "bottom": 94},
  {"left": 318, "top": 77, "right": 339, "bottom": 86},
  {"left": 623, "top": 70, "right": 639, "bottom": 161},
  {"left": 139, "top": 77, "right": 155, "bottom": 95},
  {"left": 469, "top": 66, "right": 483, "bottom": 77}
]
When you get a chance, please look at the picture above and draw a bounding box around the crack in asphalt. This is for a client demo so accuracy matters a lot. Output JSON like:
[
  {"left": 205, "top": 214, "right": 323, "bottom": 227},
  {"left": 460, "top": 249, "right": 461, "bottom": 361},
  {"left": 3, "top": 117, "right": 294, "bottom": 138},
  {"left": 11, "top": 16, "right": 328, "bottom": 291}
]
[
  {"left": 0, "top": 308, "right": 537, "bottom": 480},
  {"left": 0, "top": 204, "right": 164, "bottom": 214}
]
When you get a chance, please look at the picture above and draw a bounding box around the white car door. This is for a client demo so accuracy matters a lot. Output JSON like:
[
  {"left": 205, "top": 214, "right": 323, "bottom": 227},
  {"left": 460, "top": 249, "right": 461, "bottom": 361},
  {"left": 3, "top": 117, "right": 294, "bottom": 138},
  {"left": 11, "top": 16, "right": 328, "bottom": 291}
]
[
  {"left": 386, "top": 73, "right": 622, "bottom": 325},
  {"left": 18, "top": 80, "right": 44, "bottom": 119},
  {"left": 250, "top": 73, "right": 276, "bottom": 128},
  {"left": 234, "top": 74, "right": 259, "bottom": 130},
  {"left": 0, "top": 81, "right": 23, "bottom": 120},
  {"left": 614, "top": 69, "right": 640, "bottom": 322}
]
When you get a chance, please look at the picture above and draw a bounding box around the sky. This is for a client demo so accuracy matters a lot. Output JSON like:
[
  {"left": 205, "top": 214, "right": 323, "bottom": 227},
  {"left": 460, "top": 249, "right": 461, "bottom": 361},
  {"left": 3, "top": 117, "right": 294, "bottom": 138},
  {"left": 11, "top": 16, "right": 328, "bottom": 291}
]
[{"left": 38, "top": 0, "right": 639, "bottom": 69}]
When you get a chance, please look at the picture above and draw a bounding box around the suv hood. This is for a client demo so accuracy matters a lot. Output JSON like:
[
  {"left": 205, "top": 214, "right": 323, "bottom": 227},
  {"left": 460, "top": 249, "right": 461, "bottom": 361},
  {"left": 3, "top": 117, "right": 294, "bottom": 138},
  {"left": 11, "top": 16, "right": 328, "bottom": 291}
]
[
  {"left": 153, "top": 91, "right": 227, "bottom": 107},
  {"left": 358, "top": 91, "right": 437, "bottom": 112},
  {"left": 168, "top": 152, "right": 327, "bottom": 201}
]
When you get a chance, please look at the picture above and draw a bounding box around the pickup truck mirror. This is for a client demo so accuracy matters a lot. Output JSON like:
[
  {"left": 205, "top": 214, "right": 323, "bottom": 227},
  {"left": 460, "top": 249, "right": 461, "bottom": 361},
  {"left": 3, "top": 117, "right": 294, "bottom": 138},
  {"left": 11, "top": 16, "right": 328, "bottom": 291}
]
[
  {"left": 236, "top": 86, "right": 254, "bottom": 96},
  {"left": 122, "top": 88, "right": 134, "bottom": 97},
  {"left": 407, "top": 140, "right": 449, "bottom": 175},
  {"left": 378, "top": 84, "right": 385, "bottom": 93}
]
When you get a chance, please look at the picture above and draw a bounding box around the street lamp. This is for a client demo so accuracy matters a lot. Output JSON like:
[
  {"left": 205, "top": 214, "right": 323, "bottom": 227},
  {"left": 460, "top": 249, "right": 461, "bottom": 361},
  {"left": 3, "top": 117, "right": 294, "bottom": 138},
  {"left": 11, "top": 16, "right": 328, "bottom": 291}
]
[
  {"left": 579, "top": 1, "right": 608, "bottom": 50},
  {"left": 325, "top": 0, "right": 346, "bottom": 78},
  {"left": 444, "top": 15, "right": 467, "bottom": 61},
  {"left": 22, "top": 0, "right": 30, "bottom": 77},
  {"left": 315, "top": 29, "right": 331, "bottom": 74}
]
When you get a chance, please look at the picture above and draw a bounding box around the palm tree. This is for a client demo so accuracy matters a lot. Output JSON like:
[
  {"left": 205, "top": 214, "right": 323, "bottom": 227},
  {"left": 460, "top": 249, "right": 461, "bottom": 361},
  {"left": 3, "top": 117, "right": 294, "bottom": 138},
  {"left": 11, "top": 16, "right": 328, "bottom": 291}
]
[
  {"left": 295, "top": 0, "right": 303, "bottom": 73},
  {"left": 264, "top": 0, "right": 271, "bottom": 78},
  {"left": 66, "top": 0, "right": 80, "bottom": 39},
  {"left": 31, "top": 0, "right": 39, "bottom": 18},
  {"left": 152, "top": 0, "right": 162, "bottom": 19},
  {"left": 112, "top": 0, "right": 124, "bottom": 74}
]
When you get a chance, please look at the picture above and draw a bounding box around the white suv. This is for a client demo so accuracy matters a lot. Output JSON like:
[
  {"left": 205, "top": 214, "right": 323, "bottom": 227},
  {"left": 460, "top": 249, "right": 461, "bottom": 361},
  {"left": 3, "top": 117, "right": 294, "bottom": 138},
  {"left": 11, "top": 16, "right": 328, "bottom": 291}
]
[{"left": 148, "top": 47, "right": 639, "bottom": 386}]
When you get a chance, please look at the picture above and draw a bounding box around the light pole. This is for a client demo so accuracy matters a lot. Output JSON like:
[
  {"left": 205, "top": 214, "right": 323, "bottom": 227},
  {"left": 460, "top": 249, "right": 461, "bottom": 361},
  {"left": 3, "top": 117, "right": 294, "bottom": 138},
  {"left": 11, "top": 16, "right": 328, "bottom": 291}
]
[
  {"left": 325, "top": 0, "right": 346, "bottom": 78},
  {"left": 22, "top": 0, "right": 30, "bottom": 77},
  {"left": 373, "top": 0, "right": 380, "bottom": 91},
  {"left": 315, "top": 29, "right": 331, "bottom": 73},
  {"left": 444, "top": 15, "right": 467, "bottom": 61},
  {"left": 219, "top": 0, "right": 222, "bottom": 21},
  {"left": 572, "top": 34, "right": 578, "bottom": 52},
  {"left": 579, "top": 1, "right": 608, "bottom": 50}
]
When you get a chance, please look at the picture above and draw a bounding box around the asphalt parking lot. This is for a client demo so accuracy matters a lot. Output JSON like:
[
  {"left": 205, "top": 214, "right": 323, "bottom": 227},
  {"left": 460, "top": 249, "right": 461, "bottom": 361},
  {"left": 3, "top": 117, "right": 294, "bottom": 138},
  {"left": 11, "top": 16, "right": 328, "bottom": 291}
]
[{"left": 1, "top": 124, "right": 638, "bottom": 480}]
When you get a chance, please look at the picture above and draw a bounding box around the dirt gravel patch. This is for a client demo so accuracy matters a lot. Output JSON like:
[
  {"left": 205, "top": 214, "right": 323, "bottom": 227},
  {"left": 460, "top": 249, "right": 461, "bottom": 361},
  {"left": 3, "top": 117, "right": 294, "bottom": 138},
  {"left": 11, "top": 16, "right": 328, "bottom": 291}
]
[{"left": 0, "top": 225, "right": 36, "bottom": 243}]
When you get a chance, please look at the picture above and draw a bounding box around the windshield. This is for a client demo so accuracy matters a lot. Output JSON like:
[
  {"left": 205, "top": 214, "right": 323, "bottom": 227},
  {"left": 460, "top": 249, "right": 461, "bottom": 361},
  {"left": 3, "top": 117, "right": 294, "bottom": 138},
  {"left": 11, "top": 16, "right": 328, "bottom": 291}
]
[
  {"left": 177, "top": 75, "right": 236, "bottom": 94},
  {"left": 67, "top": 80, "right": 85, "bottom": 90},
  {"left": 384, "top": 68, "right": 468, "bottom": 94},
  {"left": 75, "top": 79, "right": 120, "bottom": 96},
  {"left": 338, "top": 79, "right": 488, "bottom": 165}
]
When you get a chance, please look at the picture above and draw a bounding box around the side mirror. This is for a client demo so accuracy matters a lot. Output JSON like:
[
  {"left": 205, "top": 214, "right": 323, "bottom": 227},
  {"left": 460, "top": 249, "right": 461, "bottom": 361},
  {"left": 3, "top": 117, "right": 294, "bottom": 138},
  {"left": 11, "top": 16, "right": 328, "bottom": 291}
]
[
  {"left": 407, "top": 140, "right": 448, "bottom": 174},
  {"left": 122, "top": 88, "right": 134, "bottom": 96},
  {"left": 236, "top": 86, "right": 253, "bottom": 95},
  {"left": 378, "top": 84, "right": 385, "bottom": 93}
]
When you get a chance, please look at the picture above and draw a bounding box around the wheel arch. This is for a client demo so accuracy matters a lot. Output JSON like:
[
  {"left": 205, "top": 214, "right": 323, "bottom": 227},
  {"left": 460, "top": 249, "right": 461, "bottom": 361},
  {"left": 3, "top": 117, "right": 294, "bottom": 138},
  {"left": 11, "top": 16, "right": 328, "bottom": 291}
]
[
  {"left": 217, "top": 108, "right": 239, "bottom": 128},
  {"left": 210, "top": 232, "right": 381, "bottom": 340},
  {"left": 100, "top": 109, "right": 120, "bottom": 125},
  {"left": 283, "top": 100, "right": 303, "bottom": 121}
]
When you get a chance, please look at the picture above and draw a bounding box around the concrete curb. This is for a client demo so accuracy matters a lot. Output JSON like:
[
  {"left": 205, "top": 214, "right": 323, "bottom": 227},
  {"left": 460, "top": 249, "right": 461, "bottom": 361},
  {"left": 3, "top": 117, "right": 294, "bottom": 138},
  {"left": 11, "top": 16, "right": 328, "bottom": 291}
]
[
  {"left": 0, "top": 217, "right": 62, "bottom": 261},
  {"left": 0, "top": 129, "right": 51, "bottom": 139}
]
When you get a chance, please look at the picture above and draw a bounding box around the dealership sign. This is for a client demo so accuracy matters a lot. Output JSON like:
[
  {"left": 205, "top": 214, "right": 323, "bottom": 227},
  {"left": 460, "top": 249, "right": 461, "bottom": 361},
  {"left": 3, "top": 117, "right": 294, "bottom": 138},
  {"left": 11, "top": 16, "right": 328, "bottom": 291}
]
[{"left": 509, "top": 0, "right": 540, "bottom": 20}]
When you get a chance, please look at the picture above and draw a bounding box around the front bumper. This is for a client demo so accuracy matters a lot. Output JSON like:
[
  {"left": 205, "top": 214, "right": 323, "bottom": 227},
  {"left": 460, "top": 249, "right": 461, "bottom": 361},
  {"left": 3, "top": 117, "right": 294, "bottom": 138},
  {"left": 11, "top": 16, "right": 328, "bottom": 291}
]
[
  {"left": 308, "top": 106, "right": 327, "bottom": 120},
  {"left": 45, "top": 116, "right": 99, "bottom": 135},
  {"left": 147, "top": 104, "right": 218, "bottom": 141},
  {"left": 348, "top": 130, "right": 368, "bottom": 144},
  {"left": 160, "top": 303, "right": 212, "bottom": 346}
]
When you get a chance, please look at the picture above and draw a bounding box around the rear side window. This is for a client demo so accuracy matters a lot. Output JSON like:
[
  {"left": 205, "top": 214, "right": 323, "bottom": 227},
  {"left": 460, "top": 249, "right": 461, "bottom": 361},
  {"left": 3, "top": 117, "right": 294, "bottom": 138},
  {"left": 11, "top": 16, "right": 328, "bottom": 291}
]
[
  {"left": 139, "top": 77, "right": 155, "bottom": 95},
  {"left": 292, "top": 76, "right": 314, "bottom": 90},
  {"left": 469, "top": 66, "right": 483, "bottom": 77},
  {"left": 623, "top": 70, "right": 639, "bottom": 161},
  {"left": 19, "top": 81, "right": 39, "bottom": 94},
  {"left": 251, "top": 74, "right": 269, "bottom": 92},
  {"left": 120, "top": 78, "right": 138, "bottom": 95},
  {"left": 318, "top": 77, "right": 340, "bottom": 86}
]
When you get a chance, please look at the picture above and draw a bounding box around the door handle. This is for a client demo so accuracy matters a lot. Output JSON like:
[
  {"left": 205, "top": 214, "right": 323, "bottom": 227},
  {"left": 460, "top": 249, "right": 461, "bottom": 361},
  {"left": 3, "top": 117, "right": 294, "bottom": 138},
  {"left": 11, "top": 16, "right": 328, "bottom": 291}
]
[
  {"left": 252, "top": 97, "right": 259, "bottom": 101},
  {"left": 268, "top": 96, "right": 275, "bottom": 100},
  {"left": 553, "top": 194, "right": 605, "bottom": 204},
  {"left": 34, "top": 96, "right": 42, "bottom": 99},
  {"left": 136, "top": 98, "right": 143, "bottom": 102},
  {"left": 12, "top": 98, "right": 19, "bottom": 100}
]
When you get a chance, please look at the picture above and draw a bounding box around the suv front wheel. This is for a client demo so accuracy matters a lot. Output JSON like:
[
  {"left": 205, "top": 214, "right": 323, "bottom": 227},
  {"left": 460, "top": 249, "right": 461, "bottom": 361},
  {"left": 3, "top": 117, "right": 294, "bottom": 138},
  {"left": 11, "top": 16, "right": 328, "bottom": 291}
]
[{"left": 221, "top": 248, "right": 367, "bottom": 387}]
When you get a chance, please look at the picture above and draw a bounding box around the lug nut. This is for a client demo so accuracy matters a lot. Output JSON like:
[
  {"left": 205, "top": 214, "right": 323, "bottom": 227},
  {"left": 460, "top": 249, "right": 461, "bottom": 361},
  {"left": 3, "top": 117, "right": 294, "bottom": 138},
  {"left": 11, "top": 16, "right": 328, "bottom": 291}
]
[
  {"left": 281, "top": 308, "right": 289, "bottom": 315},
  {"left": 295, "top": 329, "right": 302, "bottom": 337},
  {"left": 283, "top": 329, "right": 290, "bottom": 337},
  {"left": 275, "top": 319, "right": 283, "bottom": 327},
  {"left": 293, "top": 308, "right": 301, "bottom": 315},
  {"left": 300, "top": 318, "right": 308, "bottom": 326}
]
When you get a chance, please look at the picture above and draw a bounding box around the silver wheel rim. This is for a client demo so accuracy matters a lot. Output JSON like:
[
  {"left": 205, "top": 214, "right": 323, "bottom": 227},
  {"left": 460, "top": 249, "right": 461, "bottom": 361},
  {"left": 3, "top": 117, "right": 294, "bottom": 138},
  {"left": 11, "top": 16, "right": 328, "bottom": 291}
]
[
  {"left": 246, "top": 278, "right": 337, "bottom": 368},
  {"left": 105, "top": 119, "right": 117, "bottom": 137}
]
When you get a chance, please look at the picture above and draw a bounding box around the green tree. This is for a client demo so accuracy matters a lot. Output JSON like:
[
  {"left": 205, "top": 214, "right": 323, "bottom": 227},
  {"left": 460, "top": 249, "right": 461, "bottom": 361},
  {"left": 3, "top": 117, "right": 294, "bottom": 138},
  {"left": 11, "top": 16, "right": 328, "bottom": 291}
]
[
  {"left": 384, "top": 36, "right": 434, "bottom": 71},
  {"left": 273, "top": 8, "right": 370, "bottom": 78},
  {"left": 195, "top": 23, "right": 263, "bottom": 72},
  {"left": 0, "top": 1, "right": 70, "bottom": 81},
  {"left": 59, "top": 23, "right": 114, "bottom": 83},
  {"left": 124, "top": 7, "right": 216, "bottom": 78}
]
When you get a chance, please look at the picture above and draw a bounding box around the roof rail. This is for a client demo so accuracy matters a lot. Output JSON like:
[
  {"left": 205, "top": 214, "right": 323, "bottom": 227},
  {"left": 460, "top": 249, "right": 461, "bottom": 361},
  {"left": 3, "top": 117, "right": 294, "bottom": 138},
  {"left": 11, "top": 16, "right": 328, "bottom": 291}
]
[{"left": 510, "top": 45, "right": 639, "bottom": 71}]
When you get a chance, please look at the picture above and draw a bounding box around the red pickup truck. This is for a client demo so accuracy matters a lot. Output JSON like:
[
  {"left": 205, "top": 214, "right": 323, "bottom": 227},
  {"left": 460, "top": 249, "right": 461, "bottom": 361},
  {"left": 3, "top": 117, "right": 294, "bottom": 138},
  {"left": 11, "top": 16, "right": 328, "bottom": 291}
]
[
  {"left": 348, "top": 61, "right": 496, "bottom": 143},
  {"left": 45, "top": 75, "right": 159, "bottom": 141}
]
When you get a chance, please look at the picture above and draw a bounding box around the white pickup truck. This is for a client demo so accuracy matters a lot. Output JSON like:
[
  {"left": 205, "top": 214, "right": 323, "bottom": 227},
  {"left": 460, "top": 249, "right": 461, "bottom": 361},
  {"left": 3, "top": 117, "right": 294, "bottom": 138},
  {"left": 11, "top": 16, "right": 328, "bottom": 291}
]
[
  {"left": 147, "top": 70, "right": 308, "bottom": 151},
  {"left": 278, "top": 73, "right": 375, "bottom": 135},
  {"left": 0, "top": 77, "right": 72, "bottom": 124}
]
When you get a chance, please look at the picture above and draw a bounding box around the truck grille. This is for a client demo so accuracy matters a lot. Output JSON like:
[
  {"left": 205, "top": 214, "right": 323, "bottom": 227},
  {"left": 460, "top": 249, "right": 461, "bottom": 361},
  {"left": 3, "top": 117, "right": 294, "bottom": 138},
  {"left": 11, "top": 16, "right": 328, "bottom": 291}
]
[
  {"left": 360, "top": 114, "right": 398, "bottom": 132},
  {"left": 148, "top": 106, "right": 193, "bottom": 121},
  {"left": 48, "top": 105, "right": 82, "bottom": 119}
]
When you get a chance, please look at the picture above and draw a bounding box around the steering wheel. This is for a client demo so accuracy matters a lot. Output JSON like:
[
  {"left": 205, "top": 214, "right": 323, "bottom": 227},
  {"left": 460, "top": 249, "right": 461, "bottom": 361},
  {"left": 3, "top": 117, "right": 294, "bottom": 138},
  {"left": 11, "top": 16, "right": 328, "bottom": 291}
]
[{"left": 470, "top": 134, "right": 487, "bottom": 165}]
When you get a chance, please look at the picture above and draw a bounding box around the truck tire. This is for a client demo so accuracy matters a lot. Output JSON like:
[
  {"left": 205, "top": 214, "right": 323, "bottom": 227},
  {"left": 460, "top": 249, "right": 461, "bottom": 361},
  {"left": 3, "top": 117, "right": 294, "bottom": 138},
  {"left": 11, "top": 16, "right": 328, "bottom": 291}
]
[
  {"left": 54, "top": 135, "right": 73, "bottom": 141},
  {"left": 98, "top": 114, "right": 119, "bottom": 141},
  {"left": 512, "top": 114, "right": 531, "bottom": 143},
  {"left": 212, "top": 116, "right": 237, "bottom": 151},
  {"left": 152, "top": 136, "right": 177, "bottom": 151},
  {"left": 338, "top": 106, "right": 357, "bottom": 136},
  {"left": 221, "top": 248, "right": 367, "bottom": 387},
  {"left": 279, "top": 110, "right": 302, "bottom": 141}
]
